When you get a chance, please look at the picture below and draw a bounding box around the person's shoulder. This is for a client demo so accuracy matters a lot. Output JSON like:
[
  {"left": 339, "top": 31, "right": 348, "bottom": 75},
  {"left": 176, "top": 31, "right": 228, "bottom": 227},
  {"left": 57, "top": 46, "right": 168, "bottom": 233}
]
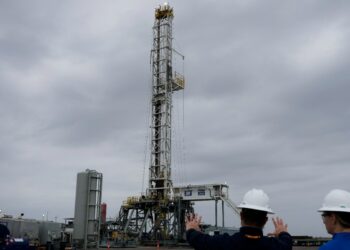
[
  {"left": 319, "top": 241, "right": 332, "bottom": 250},
  {"left": 319, "top": 237, "right": 350, "bottom": 250},
  {"left": 262, "top": 232, "right": 292, "bottom": 241},
  {"left": 261, "top": 234, "right": 293, "bottom": 249},
  {"left": 186, "top": 229, "right": 202, "bottom": 240},
  {"left": 278, "top": 231, "right": 293, "bottom": 239}
]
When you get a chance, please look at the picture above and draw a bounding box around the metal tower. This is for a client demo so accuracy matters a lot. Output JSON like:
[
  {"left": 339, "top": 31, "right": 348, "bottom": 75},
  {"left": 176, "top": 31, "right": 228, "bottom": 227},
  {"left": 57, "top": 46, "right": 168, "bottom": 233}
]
[
  {"left": 111, "top": 3, "right": 188, "bottom": 246},
  {"left": 148, "top": 2, "right": 183, "bottom": 203}
]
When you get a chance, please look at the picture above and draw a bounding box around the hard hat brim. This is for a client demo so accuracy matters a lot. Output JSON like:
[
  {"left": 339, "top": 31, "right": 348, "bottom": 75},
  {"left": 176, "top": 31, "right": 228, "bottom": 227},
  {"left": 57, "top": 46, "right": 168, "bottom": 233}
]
[
  {"left": 318, "top": 206, "right": 350, "bottom": 213},
  {"left": 237, "top": 204, "right": 274, "bottom": 214}
]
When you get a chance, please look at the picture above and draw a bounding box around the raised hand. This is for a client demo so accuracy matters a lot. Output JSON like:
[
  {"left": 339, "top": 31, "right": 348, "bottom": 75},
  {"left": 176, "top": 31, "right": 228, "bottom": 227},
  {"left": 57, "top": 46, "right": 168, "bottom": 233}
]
[
  {"left": 185, "top": 213, "right": 202, "bottom": 231},
  {"left": 269, "top": 217, "right": 288, "bottom": 237}
]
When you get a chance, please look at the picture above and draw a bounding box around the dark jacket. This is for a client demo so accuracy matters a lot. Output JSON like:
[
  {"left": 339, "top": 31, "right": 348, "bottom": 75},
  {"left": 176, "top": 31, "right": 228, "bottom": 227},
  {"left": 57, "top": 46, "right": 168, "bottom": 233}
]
[{"left": 186, "top": 226, "right": 293, "bottom": 250}]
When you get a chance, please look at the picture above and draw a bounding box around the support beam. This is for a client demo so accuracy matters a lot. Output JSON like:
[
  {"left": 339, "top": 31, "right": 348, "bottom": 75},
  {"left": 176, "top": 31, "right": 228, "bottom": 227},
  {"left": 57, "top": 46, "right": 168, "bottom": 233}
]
[
  {"left": 215, "top": 199, "right": 218, "bottom": 228},
  {"left": 222, "top": 200, "right": 225, "bottom": 227}
]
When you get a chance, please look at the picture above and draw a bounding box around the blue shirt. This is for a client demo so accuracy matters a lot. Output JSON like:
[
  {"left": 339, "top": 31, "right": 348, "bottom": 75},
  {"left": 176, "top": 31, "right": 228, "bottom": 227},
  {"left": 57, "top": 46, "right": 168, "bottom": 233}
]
[{"left": 319, "top": 232, "right": 350, "bottom": 250}]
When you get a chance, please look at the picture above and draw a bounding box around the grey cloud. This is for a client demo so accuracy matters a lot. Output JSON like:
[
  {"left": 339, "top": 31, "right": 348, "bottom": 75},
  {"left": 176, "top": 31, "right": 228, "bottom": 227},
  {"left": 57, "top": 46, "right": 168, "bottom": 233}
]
[{"left": 1, "top": 0, "right": 350, "bottom": 237}]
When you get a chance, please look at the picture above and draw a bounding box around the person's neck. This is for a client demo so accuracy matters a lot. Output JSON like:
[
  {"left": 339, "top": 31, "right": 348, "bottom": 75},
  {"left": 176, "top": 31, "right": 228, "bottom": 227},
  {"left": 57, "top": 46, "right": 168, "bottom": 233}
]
[
  {"left": 241, "top": 223, "right": 262, "bottom": 229},
  {"left": 332, "top": 226, "right": 350, "bottom": 234}
]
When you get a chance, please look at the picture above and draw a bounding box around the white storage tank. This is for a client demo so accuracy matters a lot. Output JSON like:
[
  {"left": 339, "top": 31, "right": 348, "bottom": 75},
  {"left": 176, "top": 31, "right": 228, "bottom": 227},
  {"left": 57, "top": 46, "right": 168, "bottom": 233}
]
[{"left": 72, "top": 169, "right": 103, "bottom": 249}]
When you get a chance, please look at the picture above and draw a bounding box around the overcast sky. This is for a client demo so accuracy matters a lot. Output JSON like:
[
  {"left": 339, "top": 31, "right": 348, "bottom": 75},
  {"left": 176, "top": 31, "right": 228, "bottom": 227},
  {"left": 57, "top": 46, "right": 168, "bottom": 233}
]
[{"left": 1, "top": 0, "right": 350, "bottom": 237}]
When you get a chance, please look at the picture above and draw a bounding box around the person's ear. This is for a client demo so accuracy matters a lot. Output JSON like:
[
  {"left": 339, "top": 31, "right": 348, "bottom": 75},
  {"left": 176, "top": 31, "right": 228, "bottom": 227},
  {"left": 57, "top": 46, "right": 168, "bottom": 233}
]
[
  {"left": 240, "top": 212, "right": 244, "bottom": 225},
  {"left": 330, "top": 213, "right": 337, "bottom": 225}
]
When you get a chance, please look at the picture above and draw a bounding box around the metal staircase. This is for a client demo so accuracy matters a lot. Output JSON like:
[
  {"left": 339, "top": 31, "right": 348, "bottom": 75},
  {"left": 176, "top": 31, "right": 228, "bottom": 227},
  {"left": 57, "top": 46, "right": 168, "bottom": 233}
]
[{"left": 219, "top": 196, "right": 240, "bottom": 215}]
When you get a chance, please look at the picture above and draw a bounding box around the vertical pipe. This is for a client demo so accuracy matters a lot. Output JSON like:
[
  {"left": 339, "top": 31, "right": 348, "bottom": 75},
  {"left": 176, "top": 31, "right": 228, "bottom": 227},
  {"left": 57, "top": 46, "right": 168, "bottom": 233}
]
[
  {"left": 84, "top": 172, "right": 90, "bottom": 250},
  {"left": 222, "top": 200, "right": 225, "bottom": 227},
  {"left": 178, "top": 199, "right": 181, "bottom": 241},
  {"left": 215, "top": 200, "right": 218, "bottom": 228}
]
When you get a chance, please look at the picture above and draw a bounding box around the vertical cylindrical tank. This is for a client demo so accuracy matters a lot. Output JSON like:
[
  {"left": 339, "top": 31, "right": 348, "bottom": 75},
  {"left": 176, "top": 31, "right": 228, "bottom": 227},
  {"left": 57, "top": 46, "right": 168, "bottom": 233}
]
[
  {"left": 100, "top": 203, "right": 107, "bottom": 224},
  {"left": 72, "top": 169, "right": 103, "bottom": 249},
  {"left": 72, "top": 171, "right": 89, "bottom": 241}
]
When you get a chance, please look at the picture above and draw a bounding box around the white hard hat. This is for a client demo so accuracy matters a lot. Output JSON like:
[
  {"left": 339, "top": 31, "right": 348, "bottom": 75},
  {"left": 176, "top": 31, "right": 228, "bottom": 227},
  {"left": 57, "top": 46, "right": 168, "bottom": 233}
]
[
  {"left": 318, "top": 189, "right": 350, "bottom": 213},
  {"left": 237, "top": 189, "right": 274, "bottom": 214}
]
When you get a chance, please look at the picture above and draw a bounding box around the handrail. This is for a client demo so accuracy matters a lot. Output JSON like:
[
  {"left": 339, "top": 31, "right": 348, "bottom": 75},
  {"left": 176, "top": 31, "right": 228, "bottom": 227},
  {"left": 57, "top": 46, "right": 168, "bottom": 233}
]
[{"left": 220, "top": 196, "right": 240, "bottom": 215}]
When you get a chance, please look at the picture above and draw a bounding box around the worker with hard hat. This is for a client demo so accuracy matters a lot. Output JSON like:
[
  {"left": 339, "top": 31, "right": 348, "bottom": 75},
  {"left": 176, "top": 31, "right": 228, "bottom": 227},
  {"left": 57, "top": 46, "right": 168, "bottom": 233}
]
[
  {"left": 186, "top": 188, "right": 292, "bottom": 250},
  {"left": 318, "top": 189, "right": 350, "bottom": 250}
]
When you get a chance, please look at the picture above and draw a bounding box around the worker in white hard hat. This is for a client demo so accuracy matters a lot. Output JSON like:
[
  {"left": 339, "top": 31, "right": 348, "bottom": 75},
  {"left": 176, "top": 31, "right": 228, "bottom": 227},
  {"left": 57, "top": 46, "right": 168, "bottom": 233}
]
[
  {"left": 186, "top": 188, "right": 292, "bottom": 250},
  {"left": 318, "top": 189, "right": 350, "bottom": 250}
]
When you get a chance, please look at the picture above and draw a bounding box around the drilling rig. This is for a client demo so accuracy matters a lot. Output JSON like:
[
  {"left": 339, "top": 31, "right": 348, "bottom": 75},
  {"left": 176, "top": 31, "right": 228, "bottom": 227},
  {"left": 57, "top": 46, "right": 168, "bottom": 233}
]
[
  {"left": 112, "top": 3, "right": 190, "bottom": 245},
  {"left": 109, "top": 3, "right": 240, "bottom": 246}
]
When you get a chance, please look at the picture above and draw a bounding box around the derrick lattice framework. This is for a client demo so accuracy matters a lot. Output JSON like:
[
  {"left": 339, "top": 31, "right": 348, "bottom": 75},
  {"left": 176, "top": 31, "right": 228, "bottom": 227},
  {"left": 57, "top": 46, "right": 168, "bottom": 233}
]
[
  {"left": 148, "top": 3, "right": 176, "bottom": 202},
  {"left": 113, "top": 4, "right": 188, "bottom": 245}
]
